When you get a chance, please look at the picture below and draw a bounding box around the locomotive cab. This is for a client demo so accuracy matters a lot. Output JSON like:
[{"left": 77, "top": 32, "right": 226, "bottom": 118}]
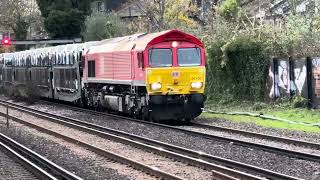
[{"left": 144, "top": 39, "right": 206, "bottom": 121}]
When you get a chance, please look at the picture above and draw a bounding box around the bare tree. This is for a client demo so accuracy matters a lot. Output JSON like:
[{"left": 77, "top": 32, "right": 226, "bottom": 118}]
[
  {"left": 131, "top": 0, "right": 199, "bottom": 32},
  {"left": 0, "top": 0, "right": 44, "bottom": 39},
  {"left": 134, "top": 0, "right": 167, "bottom": 31}
]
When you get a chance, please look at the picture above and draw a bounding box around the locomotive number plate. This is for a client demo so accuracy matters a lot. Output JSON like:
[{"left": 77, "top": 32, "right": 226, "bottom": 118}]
[
  {"left": 191, "top": 76, "right": 202, "bottom": 80},
  {"left": 172, "top": 72, "right": 180, "bottom": 77}
]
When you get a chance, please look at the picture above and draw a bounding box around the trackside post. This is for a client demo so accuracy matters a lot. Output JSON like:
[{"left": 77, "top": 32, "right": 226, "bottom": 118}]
[{"left": 6, "top": 102, "right": 9, "bottom": 128}]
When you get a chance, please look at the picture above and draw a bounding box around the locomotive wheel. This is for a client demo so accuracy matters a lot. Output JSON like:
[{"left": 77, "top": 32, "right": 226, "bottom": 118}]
[
  {"left": 184, "top": 118, "right": 193, "bottom": 125},
  {"left": 142, "top": 107, "right": 149, "bottom": 121},
  {"left": 149, "top": 114, "right": 159, "bottom": 123},
  {"left": 144, "top": 109, "right": 157, "bottom": 123}
]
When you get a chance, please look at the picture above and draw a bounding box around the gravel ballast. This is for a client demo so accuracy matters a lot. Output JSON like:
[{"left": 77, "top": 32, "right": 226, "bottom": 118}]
[
  {"left": 16, "top": 102, "right": 320, "bottom": 180},
  {"left": 0, "top": 117, "right": 152, "bottom": 180},
  {"left": 4, "top": 107, "right": 213, "bottom": 180}
]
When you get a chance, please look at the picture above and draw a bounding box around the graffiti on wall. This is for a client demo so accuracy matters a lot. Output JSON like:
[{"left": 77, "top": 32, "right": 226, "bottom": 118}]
[
  {"left": 269, "top": 59, "right": 307, "bottom": 98},
  {"left": 313, "top": 58, "right": 320, "bottom": 67},
  {"left": 278, "top": 60, "right": 290, "bottom": 94},
  {"left": 269, "top": 60, "right": 290, "bottom": 98},
  {"left": 268, "top": 57, "right": 320, "bottom": 108},
  {"left": 293, "top": 60, "right": 307, "bottom": 96},
  {"left": 269, "top": 66, "right": 278, "bottom": 98}
]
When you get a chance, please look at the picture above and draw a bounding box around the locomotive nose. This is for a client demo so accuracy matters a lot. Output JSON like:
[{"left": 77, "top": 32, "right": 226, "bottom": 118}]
[{"left": 146, "top": 67, "right": 205, "bottom": 95}]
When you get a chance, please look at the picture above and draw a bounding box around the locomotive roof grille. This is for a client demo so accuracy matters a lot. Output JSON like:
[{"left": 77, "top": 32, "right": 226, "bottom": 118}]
[{"left": 0, "top": 30, "right": 203, "bottom": 64}]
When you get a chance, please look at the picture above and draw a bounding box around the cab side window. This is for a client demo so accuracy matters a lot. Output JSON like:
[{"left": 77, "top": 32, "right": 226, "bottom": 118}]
[{"left": 88, "top": 60, "right": 95, "bottom": 77}]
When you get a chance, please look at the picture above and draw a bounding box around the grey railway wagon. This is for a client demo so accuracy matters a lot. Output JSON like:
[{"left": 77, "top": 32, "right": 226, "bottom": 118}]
[{"left": 0, "top": 42, "right": 100, "bottom": 101}]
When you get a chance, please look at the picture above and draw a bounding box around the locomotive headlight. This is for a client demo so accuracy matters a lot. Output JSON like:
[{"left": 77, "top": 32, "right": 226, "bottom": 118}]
[
  {"left": 150, "top": 83, "right": 162, "bottom": 90},
  {"left": 191, "top": 82, "right": 203, "bottom": 89},
  {"left": 172, "top": 41, "right": 178, "bottom": 48}
]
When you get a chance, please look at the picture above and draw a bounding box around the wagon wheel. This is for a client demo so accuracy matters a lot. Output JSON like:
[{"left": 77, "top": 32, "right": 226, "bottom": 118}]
[{"left": 97, "top": 100, "right": 103, "bottom": 112}]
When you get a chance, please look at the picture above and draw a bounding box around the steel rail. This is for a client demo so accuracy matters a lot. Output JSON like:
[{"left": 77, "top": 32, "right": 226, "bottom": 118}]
[
  {"left": 0, "top": 100, "right": 301, "bottom": 180},
  {"left": 0, "top": 101, "right": 262, "bottom": 180},
  {"left": 0, "top": 133, "right": 82, "bottom": 180},
  {"left": 191, "top": 123, "right": 320, "bottom": 150},
  {"left": 36, "top": 100, "right": 320, "bottom": 163},
  {"left": 0, "top": 141, "right": 55, "bottom": 180},
  {"left": 0, "top": 111, "right": 187, "bottom": 180}
]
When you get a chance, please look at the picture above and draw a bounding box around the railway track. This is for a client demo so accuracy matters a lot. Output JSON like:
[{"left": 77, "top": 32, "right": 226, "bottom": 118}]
[
  {"left": 38, "top": 100, "right": 320, "bottom": 162},
  {"left": 0, "top": 100, "right": 264, "bottom": 180},
  {"left": 0, "top": 132, "right": 82, "bottom": 180},
  {"left": 190, "top": 122, "right": 320, "bottom": 150},
  {"left": 0, "top": 100, "right": 304, "bottom": 180}
]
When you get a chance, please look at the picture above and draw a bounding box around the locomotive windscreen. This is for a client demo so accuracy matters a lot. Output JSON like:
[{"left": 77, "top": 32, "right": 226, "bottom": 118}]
[
  {"left": 148, "top": 48, "right": 172, "bottom": 67},
  {"left": 177, "top": 48, "right": 201, "bottom": 66}
]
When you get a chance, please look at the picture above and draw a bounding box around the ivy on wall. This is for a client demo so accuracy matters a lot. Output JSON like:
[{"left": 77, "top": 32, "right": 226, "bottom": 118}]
[{"left": 206, "top": 36, "right": 269, "bottom": 102}]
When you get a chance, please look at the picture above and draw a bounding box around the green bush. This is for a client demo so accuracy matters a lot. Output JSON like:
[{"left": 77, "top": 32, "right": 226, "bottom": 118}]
[
  {"left": 206, "top": 36, "right": 269, "bottom": 102},
  {"left": 45, "top": 9, "right": 85, "bottom": 38},
  {"left": 268, "top": 96, "right": 308, "bottom": 109},
  {"left": 291, "top": 96, "right": 308, "bottom": 108},
  {"left": 82, "top": 12, "right": 127, "bottom": 41},
  {"left": 252, "top": 102, "right": 268, "bottom": 111},
  {"left": 217, "top": 0, "right": 239, "bottom": 21}
]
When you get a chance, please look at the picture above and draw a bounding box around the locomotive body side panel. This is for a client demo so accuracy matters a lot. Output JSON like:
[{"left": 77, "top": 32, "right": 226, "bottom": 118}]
[
  {"left": 84, "top": 52, "right": 133, "bottom": 84},
  {"left": 101, "top": 53, "right": 113, "bottom": 79},
  {"left": 112, "top": 52, "right": 132, "bottom": 80}
]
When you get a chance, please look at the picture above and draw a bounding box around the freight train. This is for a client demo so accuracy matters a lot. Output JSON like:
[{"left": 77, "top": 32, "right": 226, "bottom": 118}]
[{"left": 0, "top": 30, "right": 206, "bottom": 122}]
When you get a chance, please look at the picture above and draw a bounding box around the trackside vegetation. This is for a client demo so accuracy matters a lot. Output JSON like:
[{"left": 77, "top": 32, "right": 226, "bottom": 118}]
[
  {"left": 203, "top": 98, "right": 320, "bottom": 133},
  {"left": 200, "top": 1, "right": 320, "bottom": 132}
]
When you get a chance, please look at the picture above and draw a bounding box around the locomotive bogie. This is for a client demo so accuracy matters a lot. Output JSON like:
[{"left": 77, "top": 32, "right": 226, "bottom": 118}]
[
  {"left": 84, "top": 82, "right": 148, "bottom": 115},
  {"left": 149, "top": 94, "right": 204, "bottom": 120}
]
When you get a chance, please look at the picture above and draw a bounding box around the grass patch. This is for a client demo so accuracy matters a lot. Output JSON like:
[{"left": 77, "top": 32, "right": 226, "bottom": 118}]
[
  {"left": 265, "top": 109, "right": 320, "bottom": 124},
  {"left": 201, "top": 112, "right": 320, "bottom": 133},
  {"left": 203, "top": 99, "right": 320, "bottom": 133}
]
